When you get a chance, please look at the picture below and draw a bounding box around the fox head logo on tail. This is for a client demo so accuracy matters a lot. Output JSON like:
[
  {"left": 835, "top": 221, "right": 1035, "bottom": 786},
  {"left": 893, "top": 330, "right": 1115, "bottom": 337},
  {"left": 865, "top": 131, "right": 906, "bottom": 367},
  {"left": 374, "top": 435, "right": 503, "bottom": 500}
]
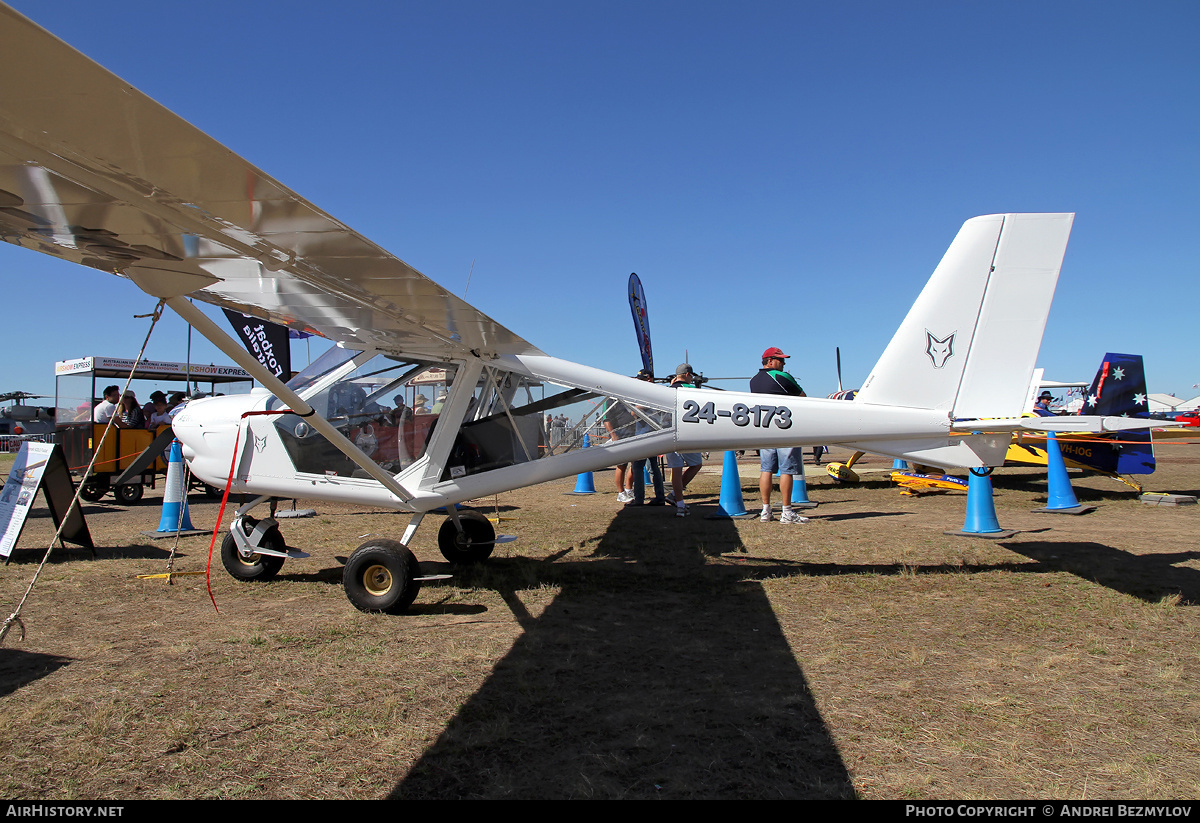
[{"left": 924, "top": 330, "right": 956, "bottom": 369}]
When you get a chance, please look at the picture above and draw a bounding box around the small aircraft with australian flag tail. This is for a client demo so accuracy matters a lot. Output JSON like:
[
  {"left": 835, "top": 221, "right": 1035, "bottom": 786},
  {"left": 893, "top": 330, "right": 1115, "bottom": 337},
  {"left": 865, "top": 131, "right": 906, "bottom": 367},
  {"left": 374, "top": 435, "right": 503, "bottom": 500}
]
[
  {"left": 1007, "top": 353, "right": 1157, "bottom": 489},
  {"left": 0, "top": 4, "right": 1168, "bottom": 614}
]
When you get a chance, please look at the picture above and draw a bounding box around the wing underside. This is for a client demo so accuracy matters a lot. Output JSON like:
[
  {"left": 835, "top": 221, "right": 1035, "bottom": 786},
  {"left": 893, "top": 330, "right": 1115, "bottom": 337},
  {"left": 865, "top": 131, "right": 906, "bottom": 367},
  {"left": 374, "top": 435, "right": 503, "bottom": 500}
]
[{"left": 0, "top": 4, "right": 540, "bottom": 362}]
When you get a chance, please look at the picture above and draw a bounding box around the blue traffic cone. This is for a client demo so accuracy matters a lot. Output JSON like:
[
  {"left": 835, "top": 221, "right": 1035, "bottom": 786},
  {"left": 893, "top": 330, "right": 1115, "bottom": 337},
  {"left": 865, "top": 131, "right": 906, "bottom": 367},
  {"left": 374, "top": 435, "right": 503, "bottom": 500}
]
[
  {"left": 1034, "top": 433, "right": 1096, "bottom": 515},
  {"left": 644, "top": 463, "right": 652, "bottom": 484},
  {"left": 948, "top": 469, "right": 1015, "bottom": 538},
  {"left": 893, "top": 459, "right": 910, "bottom": 470},
  {"left": 569, "top": 433, "right": 597, "bottom": 494},
  {"left": 790, "top": 458, "right": 818, "bottom": 509},
  {"left": 709, "top": 450, "right": 751, "bottom": 518},
  {"left": 155, "top": 440, "right": 196, "bottom": 532}
]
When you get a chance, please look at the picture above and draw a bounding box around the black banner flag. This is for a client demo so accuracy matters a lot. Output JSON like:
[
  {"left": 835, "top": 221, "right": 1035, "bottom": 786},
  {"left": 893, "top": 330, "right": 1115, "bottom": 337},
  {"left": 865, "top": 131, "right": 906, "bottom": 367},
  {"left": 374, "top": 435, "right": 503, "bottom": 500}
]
[{"left": 221, "top": 310, "right": 292, "bottom": 380}]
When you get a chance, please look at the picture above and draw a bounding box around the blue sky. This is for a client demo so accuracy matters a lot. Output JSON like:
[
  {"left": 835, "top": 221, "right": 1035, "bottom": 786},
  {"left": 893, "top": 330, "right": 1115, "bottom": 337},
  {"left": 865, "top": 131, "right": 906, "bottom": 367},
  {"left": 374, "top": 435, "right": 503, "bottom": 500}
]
[{"left": 2, "top": 0, "right": 1197, "bottom": 403}]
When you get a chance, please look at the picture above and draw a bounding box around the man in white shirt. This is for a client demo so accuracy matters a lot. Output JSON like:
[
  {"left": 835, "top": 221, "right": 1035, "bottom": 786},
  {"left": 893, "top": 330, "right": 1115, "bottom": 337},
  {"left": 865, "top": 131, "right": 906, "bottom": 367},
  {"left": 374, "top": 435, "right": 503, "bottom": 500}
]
[{"left": 92, "top": 385, "right": 120, "bottom": 423}]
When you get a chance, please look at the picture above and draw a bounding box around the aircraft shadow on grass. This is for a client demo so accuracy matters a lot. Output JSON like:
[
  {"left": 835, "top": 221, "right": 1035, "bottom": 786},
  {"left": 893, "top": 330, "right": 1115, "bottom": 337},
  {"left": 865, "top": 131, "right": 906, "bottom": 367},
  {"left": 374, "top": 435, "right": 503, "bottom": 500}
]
[
  {"left": 389, "top": 503, "right": 858, "bottom": 799},
  {"left": 1001, "top": 540, "right": 1200, "bottom": 605},
  {"left": 812, "top": 510, "right": 910, "bottom": 523},
  {"left": 383, "top": 527, "right": 1196, "bottom": 797},
  {"left": 990, "top": 475, "right": 1144, "bottom": 503},
  {"left": 0, "top": 649, "right": 72, "bottom": 697}
]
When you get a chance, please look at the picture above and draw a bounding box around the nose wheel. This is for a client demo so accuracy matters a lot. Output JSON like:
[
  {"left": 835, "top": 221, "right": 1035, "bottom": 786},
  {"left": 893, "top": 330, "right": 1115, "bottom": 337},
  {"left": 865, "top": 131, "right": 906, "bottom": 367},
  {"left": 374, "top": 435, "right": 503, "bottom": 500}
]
[{"left": 220, "top": 516, "right": 287, "bottom": 581}]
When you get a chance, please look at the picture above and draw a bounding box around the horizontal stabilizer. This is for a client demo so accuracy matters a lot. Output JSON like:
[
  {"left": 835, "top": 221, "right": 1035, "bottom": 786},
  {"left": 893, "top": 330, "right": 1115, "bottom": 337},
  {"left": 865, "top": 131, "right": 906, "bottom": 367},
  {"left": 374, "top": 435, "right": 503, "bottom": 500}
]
[
  {"left": 952, "top": 416, "right": 1179, "bottom": 434},
  {"left": 832, "top": 434, "right": 1010, "bottom": 471}
]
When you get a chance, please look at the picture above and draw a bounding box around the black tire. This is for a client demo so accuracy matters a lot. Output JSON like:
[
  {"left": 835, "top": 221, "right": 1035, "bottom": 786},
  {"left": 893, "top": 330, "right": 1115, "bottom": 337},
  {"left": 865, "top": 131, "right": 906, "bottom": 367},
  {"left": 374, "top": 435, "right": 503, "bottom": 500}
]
[
  {"left": 203, "top": 483, "right": 224, "bottom": 500},
  {"left": 79, "top": 484, "right": 106, "bottom": 502},
  {"left": 437, "top": 509, "right": 496, "bottom": 565},
  {"left": 115, "top": 484, "right": 143, "bottom": 504},
  {"left": 221, "top": 519, "right": 287, "bottom": 581},
  {"left": 343, "top": 539, "right": 421, "bottom": 614}
]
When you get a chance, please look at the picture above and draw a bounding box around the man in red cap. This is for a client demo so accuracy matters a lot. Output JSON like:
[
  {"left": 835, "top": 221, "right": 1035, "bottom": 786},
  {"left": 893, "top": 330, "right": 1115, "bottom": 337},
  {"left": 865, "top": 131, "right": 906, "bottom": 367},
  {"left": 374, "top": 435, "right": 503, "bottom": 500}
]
[{"left": 750, "top": 347, "right": 808, "bottom": 523}]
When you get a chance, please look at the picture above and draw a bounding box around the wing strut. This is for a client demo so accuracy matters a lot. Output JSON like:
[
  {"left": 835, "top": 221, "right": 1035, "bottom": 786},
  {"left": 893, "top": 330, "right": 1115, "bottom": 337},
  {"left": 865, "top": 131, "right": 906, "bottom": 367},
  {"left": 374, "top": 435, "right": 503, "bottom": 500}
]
[{"left": 160, "top": 294, "right": 414, "bottom": 504}]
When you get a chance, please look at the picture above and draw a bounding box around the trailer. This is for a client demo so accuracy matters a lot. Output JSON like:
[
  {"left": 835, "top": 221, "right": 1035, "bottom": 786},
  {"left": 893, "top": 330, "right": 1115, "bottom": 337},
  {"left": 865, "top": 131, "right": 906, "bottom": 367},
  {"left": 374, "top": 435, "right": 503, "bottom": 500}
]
[{"left": 54, "top": 356, "right": 253, "bottom": 503}]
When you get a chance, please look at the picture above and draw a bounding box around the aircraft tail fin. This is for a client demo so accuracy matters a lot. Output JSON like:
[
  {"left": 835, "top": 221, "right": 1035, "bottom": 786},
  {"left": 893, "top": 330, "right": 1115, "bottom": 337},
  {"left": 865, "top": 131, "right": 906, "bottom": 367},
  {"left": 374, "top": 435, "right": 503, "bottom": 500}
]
[
  {"left": 856, "top": 213, "right": 1075, "bottom": 419},
  {"left": 1064, "top": 353, "right": 1155, "bottom": 475}
]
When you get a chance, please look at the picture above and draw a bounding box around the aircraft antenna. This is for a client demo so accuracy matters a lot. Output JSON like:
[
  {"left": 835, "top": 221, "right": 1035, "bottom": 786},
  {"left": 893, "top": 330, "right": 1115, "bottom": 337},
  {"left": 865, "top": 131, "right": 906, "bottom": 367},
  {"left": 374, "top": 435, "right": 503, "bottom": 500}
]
[
  {"left": 836, "top": 347, "right": 843, "bottom": 393},
  {"left": 463, "top": 258, "right": 476, "bottom": 298}
]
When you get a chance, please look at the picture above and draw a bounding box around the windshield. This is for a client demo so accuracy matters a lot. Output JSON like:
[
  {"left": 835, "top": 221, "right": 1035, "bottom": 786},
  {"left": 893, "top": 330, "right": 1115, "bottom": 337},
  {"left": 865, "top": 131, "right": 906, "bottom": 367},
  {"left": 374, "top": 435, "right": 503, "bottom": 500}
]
[
  {"left": 270, "top": 354, "right": 455, "bottom": 476},
  {"left": 283, "top": 346, "right": 359, "bottom": 397}
]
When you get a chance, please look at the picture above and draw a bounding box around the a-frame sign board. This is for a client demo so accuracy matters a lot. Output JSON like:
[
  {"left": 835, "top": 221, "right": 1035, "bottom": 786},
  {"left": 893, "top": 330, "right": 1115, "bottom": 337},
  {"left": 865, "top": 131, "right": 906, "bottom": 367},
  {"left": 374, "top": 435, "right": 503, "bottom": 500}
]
[{"left": 0, "top": 442, "right": 94, "bottom": 562}]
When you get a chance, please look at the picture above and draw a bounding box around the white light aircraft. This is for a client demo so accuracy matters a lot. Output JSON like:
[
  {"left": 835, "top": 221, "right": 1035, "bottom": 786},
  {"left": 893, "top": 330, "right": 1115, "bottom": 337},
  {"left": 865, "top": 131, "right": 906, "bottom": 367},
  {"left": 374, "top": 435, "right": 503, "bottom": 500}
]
[{"left": 0, "top": 6, "right": 1159, "bottom": 613}]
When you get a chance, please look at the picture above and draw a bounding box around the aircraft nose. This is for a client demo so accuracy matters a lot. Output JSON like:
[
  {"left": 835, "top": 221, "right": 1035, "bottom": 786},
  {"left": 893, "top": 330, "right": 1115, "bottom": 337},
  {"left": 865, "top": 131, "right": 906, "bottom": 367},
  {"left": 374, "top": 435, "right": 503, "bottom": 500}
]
[
  {"left": 178, "top": 440, "right": 197, "bottom": 464},
  {"left": 169, "top": 394, "right": 257, "bottom": 487},
  {"left": 170, "top": 411, "right": 221, "bottom": 483},
  {"left": 170, "top": 406, "right": 204, "bottom": 459}
]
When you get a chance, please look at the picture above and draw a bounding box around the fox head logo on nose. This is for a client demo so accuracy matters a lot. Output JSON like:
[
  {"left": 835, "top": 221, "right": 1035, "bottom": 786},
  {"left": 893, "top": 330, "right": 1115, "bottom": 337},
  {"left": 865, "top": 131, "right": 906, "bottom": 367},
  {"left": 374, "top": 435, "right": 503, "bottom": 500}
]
[{"left": 925, "top": 331, "right": 955, "bottom": 369}]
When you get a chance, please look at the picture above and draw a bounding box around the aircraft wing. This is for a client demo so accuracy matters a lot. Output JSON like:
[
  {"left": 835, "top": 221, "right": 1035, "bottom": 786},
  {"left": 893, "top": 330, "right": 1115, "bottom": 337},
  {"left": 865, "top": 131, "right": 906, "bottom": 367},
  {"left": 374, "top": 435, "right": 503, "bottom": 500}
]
[{"left": 0, "top": 5, "right": 541, "bottom": 362}]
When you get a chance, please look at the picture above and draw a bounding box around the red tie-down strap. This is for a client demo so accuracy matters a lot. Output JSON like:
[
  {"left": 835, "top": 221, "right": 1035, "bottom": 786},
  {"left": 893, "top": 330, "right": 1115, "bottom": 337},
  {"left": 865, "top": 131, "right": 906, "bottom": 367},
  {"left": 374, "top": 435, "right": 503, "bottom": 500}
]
[{"left": 204, "top": 409, "right": 291, "bottom": 613}]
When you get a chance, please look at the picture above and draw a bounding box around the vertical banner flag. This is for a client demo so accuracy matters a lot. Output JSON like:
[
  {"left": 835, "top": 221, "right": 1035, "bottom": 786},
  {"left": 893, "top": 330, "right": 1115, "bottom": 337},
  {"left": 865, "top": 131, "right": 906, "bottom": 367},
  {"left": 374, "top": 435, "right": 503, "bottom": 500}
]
[
  {"left": 628, "top": 273, "right": 653, "bottom": 377},
  {"left": 222, "top": 310, "right": 292, "bottom": 380}
]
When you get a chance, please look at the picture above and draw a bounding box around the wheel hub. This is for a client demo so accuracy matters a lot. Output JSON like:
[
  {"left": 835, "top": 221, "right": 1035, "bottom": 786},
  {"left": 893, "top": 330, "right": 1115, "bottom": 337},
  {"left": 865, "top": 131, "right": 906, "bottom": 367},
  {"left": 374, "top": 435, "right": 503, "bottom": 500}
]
[{"left": 362, "top": 564, "right": 393, "bottom": 596}]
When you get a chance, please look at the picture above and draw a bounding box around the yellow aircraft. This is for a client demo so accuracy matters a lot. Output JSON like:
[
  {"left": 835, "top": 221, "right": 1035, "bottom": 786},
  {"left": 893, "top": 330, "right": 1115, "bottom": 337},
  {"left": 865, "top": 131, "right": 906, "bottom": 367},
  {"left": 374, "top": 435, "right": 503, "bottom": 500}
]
[{"left": 889, "top": 471, "right": 969, "bottom": 496}]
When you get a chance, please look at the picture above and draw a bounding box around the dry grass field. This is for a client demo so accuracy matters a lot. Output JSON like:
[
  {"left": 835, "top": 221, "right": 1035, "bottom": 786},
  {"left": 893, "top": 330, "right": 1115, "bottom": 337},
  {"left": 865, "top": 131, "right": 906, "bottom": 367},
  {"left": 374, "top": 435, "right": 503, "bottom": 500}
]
[{"left": 0, "top": 446, "right": 1197, "bottom": 799}]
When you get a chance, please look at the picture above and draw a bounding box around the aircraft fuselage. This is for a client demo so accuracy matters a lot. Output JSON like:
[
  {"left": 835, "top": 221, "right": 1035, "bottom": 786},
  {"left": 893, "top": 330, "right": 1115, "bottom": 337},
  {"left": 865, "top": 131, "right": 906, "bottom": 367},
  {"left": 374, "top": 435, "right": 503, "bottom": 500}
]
[{"left": 173, "top": 352, "right": 954, "bottom": 513}]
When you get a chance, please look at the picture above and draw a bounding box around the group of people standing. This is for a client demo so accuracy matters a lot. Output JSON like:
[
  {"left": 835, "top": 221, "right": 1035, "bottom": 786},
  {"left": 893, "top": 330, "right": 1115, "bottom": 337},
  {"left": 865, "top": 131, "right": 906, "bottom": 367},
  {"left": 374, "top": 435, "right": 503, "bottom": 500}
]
[
  {"left": 607, "top": 346, "right": 809, "bottom": 523},
  {"left": 91, "top": 386, "right": 187, "bottom": 429},
  {"left": 606, "top": 364, "right": 701, "bottom": 517},
  {"left": 546, "top": 413, "right": 570, "bottom": 448}
]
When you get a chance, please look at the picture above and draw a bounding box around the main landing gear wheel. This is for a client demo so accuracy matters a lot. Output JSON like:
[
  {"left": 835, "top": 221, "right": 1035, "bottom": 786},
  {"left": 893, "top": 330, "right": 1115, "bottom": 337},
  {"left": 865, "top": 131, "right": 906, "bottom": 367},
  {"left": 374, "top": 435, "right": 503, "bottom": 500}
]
[
  {"left": 115, "top": 484, "right": 143, "bottom": 504},
  {"left": 221, "top": 517, "right": 287, "bottom": 581},
  {"left": 437, "top": 509, "right": 496, "bottom": 565},
  {"left": 343, "top": 539, "right": 421, "bottom": 614}
]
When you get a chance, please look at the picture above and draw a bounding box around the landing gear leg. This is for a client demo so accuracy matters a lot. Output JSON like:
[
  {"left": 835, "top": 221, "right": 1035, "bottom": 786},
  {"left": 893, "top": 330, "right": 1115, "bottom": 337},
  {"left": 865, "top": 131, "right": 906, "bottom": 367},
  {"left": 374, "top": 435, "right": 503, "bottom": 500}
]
[
  {"left": 399, "top": 512, "right": 425, "bottom": 547},
  {"left": 221, "top": 496, "right": 297, "bottom": 582}
]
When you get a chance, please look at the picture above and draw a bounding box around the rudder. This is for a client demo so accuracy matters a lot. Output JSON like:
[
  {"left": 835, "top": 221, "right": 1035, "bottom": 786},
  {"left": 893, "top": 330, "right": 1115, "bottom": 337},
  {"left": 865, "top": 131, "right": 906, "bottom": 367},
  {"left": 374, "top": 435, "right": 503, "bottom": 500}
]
[{"left": 856, "top": 213, "right": 1074, "bottom": 419}]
